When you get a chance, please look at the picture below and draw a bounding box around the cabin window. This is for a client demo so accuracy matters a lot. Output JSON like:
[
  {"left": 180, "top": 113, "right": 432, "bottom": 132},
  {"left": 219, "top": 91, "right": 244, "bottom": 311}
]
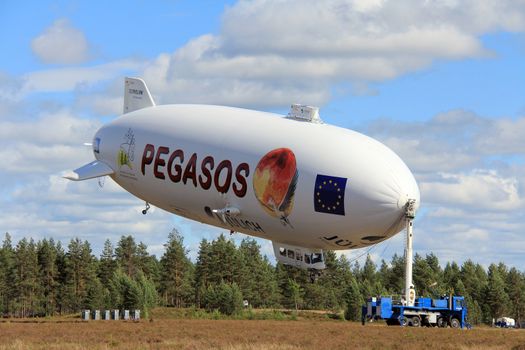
[
  {"left": 296, "top": 251, "right": 303, "bottom": 261},
  {"left": 287, "top": 250, "right": 295, "bottom": 259},
  {"left": 279, "top": 248, "right": 286, "bottom": 256},
  {"left": 305, "top": 254, "right": 311, "bottom": 264},
  {"left": 312, "top": 253, "right": 323, "bottom": 264}
]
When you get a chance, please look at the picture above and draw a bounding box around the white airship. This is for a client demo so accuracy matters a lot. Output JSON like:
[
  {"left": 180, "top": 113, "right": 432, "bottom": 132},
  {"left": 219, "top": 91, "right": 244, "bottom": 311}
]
[{"left": 65, "top": 77, "right": 420, "bottom": 272}]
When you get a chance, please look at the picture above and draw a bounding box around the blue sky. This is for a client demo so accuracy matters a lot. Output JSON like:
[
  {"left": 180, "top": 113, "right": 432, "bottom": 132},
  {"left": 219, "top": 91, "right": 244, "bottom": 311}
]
[{"left": 1, "top": 0, "right": 525, "bottom": 269}]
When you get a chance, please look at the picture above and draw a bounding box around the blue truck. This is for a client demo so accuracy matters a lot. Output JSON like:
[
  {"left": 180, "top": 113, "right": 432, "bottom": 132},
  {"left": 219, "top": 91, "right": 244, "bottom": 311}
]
[{"left": 362, "top": 295, "right": 469, "bottom": 328}]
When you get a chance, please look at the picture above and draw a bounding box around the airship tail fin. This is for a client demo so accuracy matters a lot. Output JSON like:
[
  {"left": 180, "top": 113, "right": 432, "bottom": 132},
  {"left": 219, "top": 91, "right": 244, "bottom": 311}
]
[
  {"left": 63, "top": 160, "right": 114, "bottom": 181},
  {"left": 123, "top": 77, "right": 156, "bottom": 114}
]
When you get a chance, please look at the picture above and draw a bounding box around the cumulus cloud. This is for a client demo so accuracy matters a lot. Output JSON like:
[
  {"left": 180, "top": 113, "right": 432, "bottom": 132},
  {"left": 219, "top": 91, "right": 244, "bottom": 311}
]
[
  {"left": 31, "top": 19, "right": 91, "bottom": 65},
  {"left": 0, "top": 174, "right": 175, "bottom": 254},
  {"left": 138, "top": 0, "right": 525, "bottom": 108},
  {"left": 421, "top": 170, "right": 522, "bottom": 211},
  {"left": 363, "top": 108, "right": 525, "bottom": 267},
  {"left": 18, "top": 1, "right": 525, "bottom": 109},
  {"left": 4, "top": 2, "right": 525, "bottom": 264},
  {"left": 22, "top": 59, "right": 145, "bottom": 96},
  {"left": 368, "top": 110, "right": 525, "bottom": 173},
  {"left": 0, "top": 59, "right": 144, "bottom": 105},
  {"left": 0, "top": 110, "right": 101, "bottom": 175}
]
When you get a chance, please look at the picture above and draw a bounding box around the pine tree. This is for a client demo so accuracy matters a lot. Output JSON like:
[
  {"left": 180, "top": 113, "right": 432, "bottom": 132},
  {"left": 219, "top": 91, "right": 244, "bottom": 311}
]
[
  {"left": 194, "top": 239, "right": 211, "bottom": 307},
  {"left": 110, "top": 269, "right": 141, "bottom": 311},
  {"left": 361, "top": 254, "right": 376, "bottom": 284},
  {"left": 0, "top": 233, "right": 16, "bottom": 316},
  {"left": 37, "top": 238, "right": 59, "bottom": 316},
  {"left": 344, "top": 276, "right": 363, "bottom": 321},
  {"left": 14, "top": 238, "right": 40, "bottom": 317},
  {"left": 385, "top": 254, "right": 405, "bottom": 294},
  {"left": 54, "top": 241, "right": 67, "bottom": 315},
  {"left": 413, "top": 253, "right": 429, "bottom": 296},
  {"left": 460, "top": 259, "right": 487, "bottom": 303},
  {"left": 326, "top": 254, "right": 355, "bottom": 301},
  {"left": 506, "top": 267, "right": 525, "bottom": 323},
  {"left": 208, "top": 234, "right": 240, "bottom": 285},
  {"left": 115, "top": 235, "right": 138, "bottom": 277},
  {"left": 160, "top": 229, "right": 193, "bottom": 307},
  {"left": 136, "top": 242, "right": 160, "bottom": 283},
  {"left": 63, "top": 238, "right": 100, "bottom": 312},
  {"left": 485, "top": 263, "right": 510, "bottom": 321},
  {"left": 257, "top": 256, "right": 280, "bottom": 307},
  {"left": 288, "top": 278, "right": 303, "bottom": 311},
  {"left": 98, "top": 239, "right": 117, "bottom": 286},
  {"left": 136, "top": 271, "right": 158, "bottom": 318},
  {"left": 443, "top": 262, "right": 461, "bottom": 292},
  {"left": 275, "top": 263, "right": 309, "bottom": 309},
  {"left": 378, "top": 259, "right": 390, "bottom": 291},
  {"left": 237, "top": 238, "right": 278, "bottom": 308}
]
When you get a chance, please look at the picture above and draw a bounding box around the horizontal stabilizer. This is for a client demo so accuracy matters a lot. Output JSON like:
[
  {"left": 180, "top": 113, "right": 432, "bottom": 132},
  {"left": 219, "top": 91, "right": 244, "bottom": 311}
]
[{"left": 63, "top": 160, "right": 114, "bottom": 181}]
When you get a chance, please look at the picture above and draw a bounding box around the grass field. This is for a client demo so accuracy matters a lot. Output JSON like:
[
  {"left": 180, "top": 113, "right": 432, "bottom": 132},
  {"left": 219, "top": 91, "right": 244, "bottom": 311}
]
[{"left": 0, "top": 310, "right": 524, "bottom": 350}]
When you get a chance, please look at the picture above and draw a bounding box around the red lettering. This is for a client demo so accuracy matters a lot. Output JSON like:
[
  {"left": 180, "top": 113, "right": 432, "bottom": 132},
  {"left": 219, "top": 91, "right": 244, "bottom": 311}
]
[
  {"left": 154, "top": 146, "right": 170, "bottom": 179},
  {"left": 141, "top": 144, "right": 155, "bottom": 175},
  {"left": 199, "top": 156, "right": 214, "bottom": 189},
  {"left": 182, "top": 153, "right": 198, "bottom": 187},
  {"left": 233, "top": 162, "right": 249, "bottom": 197},
  {"left": 141, "top": 144, "right": 250, "bottom": 198},
  {"left": 214, "top": 160, "right": 232, "bottom": 193},
  {"left": 167, "top": 149, "right": 184, "bottom": 182}
]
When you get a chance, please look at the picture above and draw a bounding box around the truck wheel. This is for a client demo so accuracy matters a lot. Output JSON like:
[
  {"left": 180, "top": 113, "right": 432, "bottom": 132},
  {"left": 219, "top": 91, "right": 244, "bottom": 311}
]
[
  {"left": 450, "top": 318, "right": 460, "bottom": 328},
  {"left": 437, "top": 317, "right": 447, "bottom": 328},
  {"left": 410, "top": 316, "right": 421, "bottom": 327},
  {"left": 399, "top": 316, "right": 408, "bottom": 327}
]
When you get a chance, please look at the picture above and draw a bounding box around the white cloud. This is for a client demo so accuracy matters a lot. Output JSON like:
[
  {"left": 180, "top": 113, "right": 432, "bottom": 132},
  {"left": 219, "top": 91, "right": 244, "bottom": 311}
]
[
  {"left": 475, "top": 117, "right": 525, "bottom": 154},
  {"left": 134, "top": 0, "right": 525, "bottom": 108},
  {"left": 0, "top": 110, "right": 100, "bottom": 175},
  {"left": 362, "top": 108, "right": 525, "bottom": 267},
  {"left": 368, "top": 110, "right": 525, "bottom": 174},
  {"left": 420, "top": 170, "right": 523, "bottom": 211},
  {"left": 0, "top": 110, "right": 99, "bottom": 146},
  {"left": 22, "top": 59, "right": 144, "bottom": 96},
  {"left": 0, "top": 172, "right": 176, "bottom": 255},
  {"left": 31, "top": 19, "right": 91, "bottom": 65}
]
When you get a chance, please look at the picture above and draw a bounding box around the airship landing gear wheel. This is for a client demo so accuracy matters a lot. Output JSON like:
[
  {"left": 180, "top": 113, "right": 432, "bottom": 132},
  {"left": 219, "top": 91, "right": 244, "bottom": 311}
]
[
  {"left": 450, "top": 318, "right": 460, "bottom": 328},
  {"left": 437, "top": 317, "right": 447, "bottom": 328},
  {"left": 410, "top": 316, "right": 421, "bottom": 327},
  {"left": 142, "top": 202, "right": 150, "bottom": 215}
]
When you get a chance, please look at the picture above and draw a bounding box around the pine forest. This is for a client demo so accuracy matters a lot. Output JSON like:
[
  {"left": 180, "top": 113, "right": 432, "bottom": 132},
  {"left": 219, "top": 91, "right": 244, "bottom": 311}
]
[{"left": 0, "top": 229, "right": 522, "bottom": 325}]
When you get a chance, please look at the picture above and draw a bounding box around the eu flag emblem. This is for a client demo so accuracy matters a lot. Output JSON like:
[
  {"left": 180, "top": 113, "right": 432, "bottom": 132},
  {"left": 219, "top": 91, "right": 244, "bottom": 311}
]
[{"left": 314, "top": 174, "right": 347, "bottom": 215}]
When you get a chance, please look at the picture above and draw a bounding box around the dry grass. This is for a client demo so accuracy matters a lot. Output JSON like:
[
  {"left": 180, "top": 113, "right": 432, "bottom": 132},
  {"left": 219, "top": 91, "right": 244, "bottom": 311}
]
[{"left": 0, "top": 313, "right": 524, "bottom": 349}]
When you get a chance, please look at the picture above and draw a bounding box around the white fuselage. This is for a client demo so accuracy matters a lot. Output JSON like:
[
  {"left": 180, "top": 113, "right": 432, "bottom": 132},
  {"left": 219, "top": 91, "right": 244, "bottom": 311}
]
[{"left": 93, "top": 104, "right": 420, "bottom": 250}]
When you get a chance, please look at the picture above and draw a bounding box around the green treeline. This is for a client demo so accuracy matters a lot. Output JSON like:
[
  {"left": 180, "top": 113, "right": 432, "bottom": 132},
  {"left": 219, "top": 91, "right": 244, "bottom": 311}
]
[{"left": 0, "top": 229, "right": 523, "bottom": 324}]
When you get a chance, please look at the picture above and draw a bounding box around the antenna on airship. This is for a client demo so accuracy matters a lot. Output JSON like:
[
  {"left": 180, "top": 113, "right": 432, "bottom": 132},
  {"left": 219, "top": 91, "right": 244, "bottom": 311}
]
[{"left": 404, "top": 199, "right": 417, "bottom": 307}]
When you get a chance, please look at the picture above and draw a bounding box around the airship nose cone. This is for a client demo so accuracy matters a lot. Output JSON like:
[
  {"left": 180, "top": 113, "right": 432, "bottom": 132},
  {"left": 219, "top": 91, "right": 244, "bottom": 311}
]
[
  {"left": 375, "top": 149, "right": 420, "bottom": 236},
  {"left": 342, "top": 133, "right": 420, "bottom": 240},
  {"left": 396, "top": 173, "right": 420, "bottom": 211}
]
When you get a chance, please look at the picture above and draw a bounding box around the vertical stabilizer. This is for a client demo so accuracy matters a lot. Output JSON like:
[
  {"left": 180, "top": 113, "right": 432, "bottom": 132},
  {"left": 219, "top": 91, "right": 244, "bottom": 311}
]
[{"left": 123, "top": 77, "right": 155, "bottom": 114}]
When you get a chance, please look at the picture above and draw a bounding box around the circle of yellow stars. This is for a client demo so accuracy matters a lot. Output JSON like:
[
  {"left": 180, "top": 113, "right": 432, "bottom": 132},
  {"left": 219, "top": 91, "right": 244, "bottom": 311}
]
[{"left": 316, "top": 179, "right": 342, "bottom": 211}]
